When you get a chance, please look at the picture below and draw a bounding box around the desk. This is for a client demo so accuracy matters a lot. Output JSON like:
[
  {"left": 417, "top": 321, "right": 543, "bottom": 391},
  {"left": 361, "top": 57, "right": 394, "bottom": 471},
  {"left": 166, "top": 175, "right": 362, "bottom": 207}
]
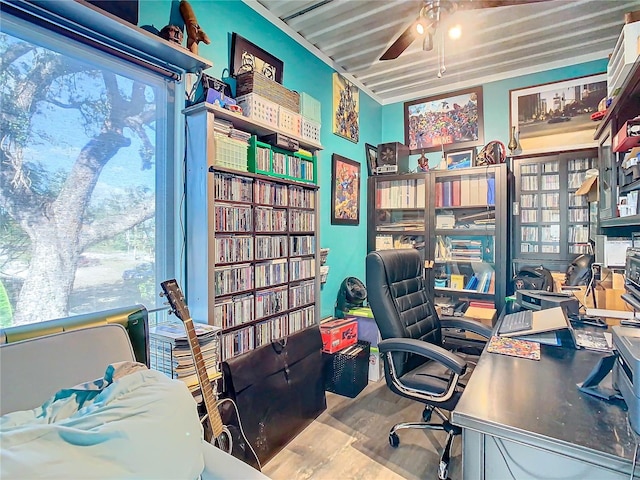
[{"left": 452, "top": 319, "right": 638, "bottom": 479}]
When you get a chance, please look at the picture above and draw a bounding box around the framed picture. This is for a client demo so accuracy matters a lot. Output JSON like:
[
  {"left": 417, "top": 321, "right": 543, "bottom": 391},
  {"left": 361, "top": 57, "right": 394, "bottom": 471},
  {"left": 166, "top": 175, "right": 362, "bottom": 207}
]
[
  {"left": 331, "top": 154, "right": 361, "bottom": 225},
  {"left": 365, "top": 143, "right": 378, "bottom": 176},
  {"left": 446, "top": 148, "right": 475, "bottom": 170},
  {"left": 509, "top": 73, "right": 607, "bottom": 154},
  {"left": 230, "top": 33, "right": 284, "bottom": 83},
  {"left": 404, "top": 86, "right": 483, "bottom": 154},
  {"left": 332, "top": 73, "right": 360, "bottom": 143}
]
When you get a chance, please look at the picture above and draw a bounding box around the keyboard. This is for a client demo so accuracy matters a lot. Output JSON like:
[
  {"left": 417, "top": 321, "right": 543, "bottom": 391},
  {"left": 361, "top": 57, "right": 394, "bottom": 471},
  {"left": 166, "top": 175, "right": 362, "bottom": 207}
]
[{"left": 499, "top": 310, "right": 533, "bottom": 334}]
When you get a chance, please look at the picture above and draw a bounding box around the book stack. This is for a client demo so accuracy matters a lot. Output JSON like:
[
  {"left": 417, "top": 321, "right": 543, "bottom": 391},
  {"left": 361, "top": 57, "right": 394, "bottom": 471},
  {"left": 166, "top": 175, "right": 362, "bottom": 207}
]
[{"left": 149, "top": 322, "right": 222, "bottom": 395}]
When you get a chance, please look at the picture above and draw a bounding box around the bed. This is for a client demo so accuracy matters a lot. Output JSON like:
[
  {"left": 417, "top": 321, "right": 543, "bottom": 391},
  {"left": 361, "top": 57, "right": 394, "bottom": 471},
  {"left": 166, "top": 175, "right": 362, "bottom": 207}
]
[{"left": 0, "top": 321, "right": 270, "bottom": 480}]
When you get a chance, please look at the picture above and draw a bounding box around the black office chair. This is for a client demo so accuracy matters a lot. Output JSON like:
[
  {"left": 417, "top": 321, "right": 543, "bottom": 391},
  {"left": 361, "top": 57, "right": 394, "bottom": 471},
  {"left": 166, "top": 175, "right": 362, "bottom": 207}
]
[{"left": 366, "top": 249, "right": 492, "bottom": 480}]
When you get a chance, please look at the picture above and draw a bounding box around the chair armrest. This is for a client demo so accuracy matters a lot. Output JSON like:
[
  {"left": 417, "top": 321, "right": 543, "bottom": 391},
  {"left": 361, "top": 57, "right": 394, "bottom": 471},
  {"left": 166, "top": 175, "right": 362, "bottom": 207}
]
[
  {"left": 439, "top": 317, "right": 492, "bottom": 339},
  {"left": 378, "top": 338, "right": 466, "bottom": 375}
]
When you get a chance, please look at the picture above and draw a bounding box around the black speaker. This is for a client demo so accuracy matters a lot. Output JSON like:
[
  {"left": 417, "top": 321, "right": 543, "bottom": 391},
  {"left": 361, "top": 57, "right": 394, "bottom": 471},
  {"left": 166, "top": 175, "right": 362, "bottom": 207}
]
[{"left": 376, "top": 142, "right": 410, "bottom": 174}]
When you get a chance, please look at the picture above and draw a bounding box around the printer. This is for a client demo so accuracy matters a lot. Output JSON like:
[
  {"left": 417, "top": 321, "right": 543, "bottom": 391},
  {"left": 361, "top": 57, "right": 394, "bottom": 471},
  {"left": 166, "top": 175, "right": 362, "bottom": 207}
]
[
  {"left": 515, "top": 289, "right": 580, "bottom": 317},
  {"left": 612, "top": 326, "right": 640, "bottom": 434}
]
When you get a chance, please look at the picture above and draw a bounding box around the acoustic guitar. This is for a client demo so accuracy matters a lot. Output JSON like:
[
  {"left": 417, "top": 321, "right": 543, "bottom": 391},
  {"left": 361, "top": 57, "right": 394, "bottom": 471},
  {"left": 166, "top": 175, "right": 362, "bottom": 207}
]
[{"left": 160, "top": 279, "right": 261, "bottom": 471}]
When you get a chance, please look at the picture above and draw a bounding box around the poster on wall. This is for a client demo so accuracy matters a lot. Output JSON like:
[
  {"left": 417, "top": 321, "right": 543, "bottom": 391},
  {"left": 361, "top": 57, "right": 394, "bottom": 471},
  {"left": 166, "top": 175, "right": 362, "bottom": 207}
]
[
  {"left": 404, "top": 86, "right": 483, "bottom": 154},
  {"left": 332, "top": 73, "right": 360, "bottom": 143},
  {"left": 331, "top": 154, "right": 360, "bottom": 225},
  {"left": 509, "top": 73, "right": 607, "bottom": 154}
]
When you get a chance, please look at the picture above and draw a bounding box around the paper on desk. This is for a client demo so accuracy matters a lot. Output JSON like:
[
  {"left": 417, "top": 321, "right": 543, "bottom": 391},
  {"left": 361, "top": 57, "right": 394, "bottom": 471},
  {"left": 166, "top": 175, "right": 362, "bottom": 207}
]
[{"left": 575, "top": 331, "right": 613, "bottom": 352}]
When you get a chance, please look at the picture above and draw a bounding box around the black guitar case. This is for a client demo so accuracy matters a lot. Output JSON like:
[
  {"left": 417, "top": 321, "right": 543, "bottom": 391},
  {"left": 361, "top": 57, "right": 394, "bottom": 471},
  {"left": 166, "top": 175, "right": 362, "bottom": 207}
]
[{"left": 221, "top": 325, "right": 327, "bottom": 465}]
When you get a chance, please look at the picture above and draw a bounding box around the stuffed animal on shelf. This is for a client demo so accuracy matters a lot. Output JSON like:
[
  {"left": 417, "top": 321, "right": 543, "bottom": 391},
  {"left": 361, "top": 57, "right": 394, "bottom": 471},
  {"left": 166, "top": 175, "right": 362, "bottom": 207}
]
[{"left": 179, "top": 0, "right": 210, "bottom": 55}]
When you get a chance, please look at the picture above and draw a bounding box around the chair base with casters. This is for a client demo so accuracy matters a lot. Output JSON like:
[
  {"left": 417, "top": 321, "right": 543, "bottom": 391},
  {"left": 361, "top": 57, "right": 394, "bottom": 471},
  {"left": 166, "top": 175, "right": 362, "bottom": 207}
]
[
  {"left": 366, "top": 249, "right": 492, "bottom": 480},
  {"left": 388, "top": 404, "right": 462, "bottom": 480}
]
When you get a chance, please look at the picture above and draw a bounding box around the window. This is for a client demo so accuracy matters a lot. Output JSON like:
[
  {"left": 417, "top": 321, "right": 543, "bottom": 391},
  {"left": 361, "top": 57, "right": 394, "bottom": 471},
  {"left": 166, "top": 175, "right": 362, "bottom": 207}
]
[{"left": 0, "top": 13, "right": 178, "bottom": 327}]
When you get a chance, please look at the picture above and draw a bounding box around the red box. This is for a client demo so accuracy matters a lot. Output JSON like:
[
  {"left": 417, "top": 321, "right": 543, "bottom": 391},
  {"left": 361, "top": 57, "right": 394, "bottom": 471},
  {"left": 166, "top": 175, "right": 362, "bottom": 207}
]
[
  {"left": 613, "top": 120, "right": 640, "bottom": 153},
  {"left": 320, "top": 317, "right": 358, "bottom": 353}
]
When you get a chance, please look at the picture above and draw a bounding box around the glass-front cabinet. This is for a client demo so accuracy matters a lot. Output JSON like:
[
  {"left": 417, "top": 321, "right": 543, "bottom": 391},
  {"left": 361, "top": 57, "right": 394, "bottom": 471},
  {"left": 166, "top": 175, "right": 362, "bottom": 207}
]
[
  {"left": 512, "top": 149, "right": 596, "bottom": 267},
  {"left": 428, "top": 164, "right": 508, "bottom": 313},
  {"left": 367, "top": 173, "right": 427, "bottom": 260}
]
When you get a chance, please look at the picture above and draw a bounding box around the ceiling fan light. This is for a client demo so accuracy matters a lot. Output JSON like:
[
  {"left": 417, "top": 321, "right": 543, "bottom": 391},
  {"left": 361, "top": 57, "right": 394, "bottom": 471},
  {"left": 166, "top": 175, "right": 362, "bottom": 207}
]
[
  {"left": 423, "top": 33, "right": 433, "bottom": 51},
  {"left": 416, "top": 20, "right": 427, "bottom": 35},
  {"left": 448, "top": 24, "right": 461, "bottom": 40}
]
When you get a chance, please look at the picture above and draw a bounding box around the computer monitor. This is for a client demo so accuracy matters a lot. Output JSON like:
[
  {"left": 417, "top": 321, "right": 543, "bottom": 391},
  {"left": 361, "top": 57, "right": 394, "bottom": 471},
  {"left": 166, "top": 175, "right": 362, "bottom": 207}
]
[{"left": 594, "top": 234, "right": 633, "bottom": 268}]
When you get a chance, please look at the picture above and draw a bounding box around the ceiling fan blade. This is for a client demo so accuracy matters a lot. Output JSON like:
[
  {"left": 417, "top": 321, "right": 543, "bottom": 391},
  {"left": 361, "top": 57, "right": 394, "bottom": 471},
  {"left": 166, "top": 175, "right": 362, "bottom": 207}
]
[
  {"left": 458, "top": 0, "right": 551, "bottom": 9},
  {"left": 380, "top": 19, "right": 420, "bottom": 61}
]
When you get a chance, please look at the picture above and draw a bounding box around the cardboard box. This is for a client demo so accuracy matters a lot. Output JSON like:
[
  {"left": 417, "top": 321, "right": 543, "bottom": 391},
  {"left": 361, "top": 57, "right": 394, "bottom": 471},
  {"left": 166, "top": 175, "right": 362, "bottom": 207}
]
[
  {"left": 368, "top": 346, "right": 384, "bottom": 382},
  {"left": 464, "top": 306, "right": 496, "bottom": 340},
  {"left": 347, "top": 306, "right": 381, "bottom": 347},
  {"left": 320, "top": 317, "right": 358, "bottom": 353}
]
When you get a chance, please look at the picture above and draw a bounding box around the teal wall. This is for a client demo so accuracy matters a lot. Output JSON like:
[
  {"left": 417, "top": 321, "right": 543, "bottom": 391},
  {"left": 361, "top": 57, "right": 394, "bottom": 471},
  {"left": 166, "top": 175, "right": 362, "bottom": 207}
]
[
  {"left": 381, "top": 58, "right": 608, "bottom": 169},
  {"left": 139, "top": 0, "right": 382, "bottom": 318},
  {"left": 139, "top": 2, "right": 607, "bottom": 318}
]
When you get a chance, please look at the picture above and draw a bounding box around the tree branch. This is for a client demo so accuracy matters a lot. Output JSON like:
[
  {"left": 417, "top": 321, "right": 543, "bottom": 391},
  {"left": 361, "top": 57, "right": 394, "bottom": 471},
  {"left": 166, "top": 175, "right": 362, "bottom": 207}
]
[{"left": 78, "top": 197, "right": 155, "bottom": 250}]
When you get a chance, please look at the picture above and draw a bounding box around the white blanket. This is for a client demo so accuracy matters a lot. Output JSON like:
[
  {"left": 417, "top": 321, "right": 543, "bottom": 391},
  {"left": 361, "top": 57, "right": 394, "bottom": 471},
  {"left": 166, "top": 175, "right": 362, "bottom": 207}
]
[{"left": 0, "top": 362, "right": 205, "bottom": 479}]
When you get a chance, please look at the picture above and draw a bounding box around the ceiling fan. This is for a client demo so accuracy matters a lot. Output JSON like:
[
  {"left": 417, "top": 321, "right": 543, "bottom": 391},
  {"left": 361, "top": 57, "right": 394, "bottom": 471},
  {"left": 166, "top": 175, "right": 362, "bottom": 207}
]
[{"left": 379, "top": 0, "right": 550, "bottom": 61}]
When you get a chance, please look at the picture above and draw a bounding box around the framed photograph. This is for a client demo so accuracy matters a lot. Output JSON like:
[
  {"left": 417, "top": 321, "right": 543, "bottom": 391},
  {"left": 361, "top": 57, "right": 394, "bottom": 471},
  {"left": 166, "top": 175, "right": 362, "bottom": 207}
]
[
  {"left": 331, "top": 154, "right": 361, "bottom": 225},
  {"left": 510, "top": 73, "right": 607, "bottom": 154},
  {"left": 365, "top": 143, "right": 378, "bottom": 176},
  {"left": 332, "top": 73, "right": 360, "bottom": 143},
  {"left": 230, "top": 32, "right": 284, "bottom": 83},
  {"left": 404, "top": 86, "right": 483, "bottom": 154},
  {"left": 446, "top": 148, "right": 475, "bottom": 170}
]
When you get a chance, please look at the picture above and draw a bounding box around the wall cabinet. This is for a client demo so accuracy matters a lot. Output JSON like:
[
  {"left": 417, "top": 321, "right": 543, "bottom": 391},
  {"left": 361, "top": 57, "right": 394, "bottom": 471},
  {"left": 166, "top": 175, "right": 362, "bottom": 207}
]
[
  {"left": 511, "top": 149, "right": 596, "bottom": 270},
  {"left": 594, "top": 59, "right": 640, "bottom": 230},
  {"left": 184, "top": 103, "right": 321, "bottom": 360}
]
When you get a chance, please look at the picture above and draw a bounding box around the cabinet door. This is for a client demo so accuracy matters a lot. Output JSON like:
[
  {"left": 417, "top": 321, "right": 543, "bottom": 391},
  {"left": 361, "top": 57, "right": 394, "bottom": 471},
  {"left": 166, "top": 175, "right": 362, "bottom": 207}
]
[
  {"left": 429, "top": 165, "right": 506, "bottom": 312},
  {"left": 367, "top": 174, "right": 427, "bottom": 259},
  {"left": 599, "top": 129, "right": 616, "bottom": 220},
  {"left": 515, "top": 157, "right": 561, "bottom": 257}
]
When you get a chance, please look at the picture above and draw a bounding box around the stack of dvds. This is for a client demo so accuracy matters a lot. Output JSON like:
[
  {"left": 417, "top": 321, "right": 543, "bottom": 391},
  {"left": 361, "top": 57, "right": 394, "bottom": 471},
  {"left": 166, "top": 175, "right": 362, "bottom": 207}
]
[{"left": 149, "top": 322, "right": 222, "bottom": 395}]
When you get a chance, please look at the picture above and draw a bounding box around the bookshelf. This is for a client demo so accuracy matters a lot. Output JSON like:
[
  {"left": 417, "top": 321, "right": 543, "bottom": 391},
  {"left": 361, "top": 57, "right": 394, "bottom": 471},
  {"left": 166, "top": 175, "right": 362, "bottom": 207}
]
[
  {"left": 511, "top": 149, "right": 596, "bottom": 270},
  {"left": 184, "top": 103, "right": 321, "bottom": 361},
  {"left": 366, "top": 165, "right": 508, "bottom": 312},
  {"left": 428, "top": 164, "right": 508, "bottom": 313},
  {"left": 366, "top": 173, "right": 427, "bottom": 259}
]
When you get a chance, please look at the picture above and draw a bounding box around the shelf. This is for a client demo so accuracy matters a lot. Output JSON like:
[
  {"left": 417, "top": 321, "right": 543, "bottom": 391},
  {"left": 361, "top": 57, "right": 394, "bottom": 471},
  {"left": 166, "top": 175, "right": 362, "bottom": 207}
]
[
  {"left": 435, "top": 205, "right": 495, "bottom": 210},
  {"left": 434, "top": 229, "right": 495, "bottom": 235},
  {"left": 3, "top": 0, "right": 212, "bottom": 74},
  {"left": 621, "top": 179, "right": 640, "bottom": 194},
  {"left": 600, "top": 214, "right": 640, "bottom": 227},
  {"left": 185, "top": 102, "right": 323, "bottom": 152}
]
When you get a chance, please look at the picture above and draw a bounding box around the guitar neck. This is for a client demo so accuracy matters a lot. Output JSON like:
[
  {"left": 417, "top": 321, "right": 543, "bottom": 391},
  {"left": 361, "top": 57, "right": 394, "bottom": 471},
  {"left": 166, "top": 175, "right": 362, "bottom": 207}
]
[{"left": 183, "top": 317, "right": 224, "bottom": 438}]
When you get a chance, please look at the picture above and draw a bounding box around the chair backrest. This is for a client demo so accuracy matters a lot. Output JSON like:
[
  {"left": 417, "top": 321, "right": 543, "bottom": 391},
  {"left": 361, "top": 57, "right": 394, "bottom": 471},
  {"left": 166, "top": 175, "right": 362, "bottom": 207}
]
[{"left": 366, "top": 249, "right": 442, "bottom": 377}]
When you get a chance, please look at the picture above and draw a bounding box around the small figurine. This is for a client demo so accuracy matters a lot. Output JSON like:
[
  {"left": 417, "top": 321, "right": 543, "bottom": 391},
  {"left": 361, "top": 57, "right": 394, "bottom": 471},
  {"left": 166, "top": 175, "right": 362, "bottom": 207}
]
[
  {"left": 159, "top": 25, "right": 183, "bottom": 46},
  {"left": 417, "top": 150, "right": 429, "bottom": 172},
  {"left": 179, "top": 0, "right": 210, "bottom": 55}
]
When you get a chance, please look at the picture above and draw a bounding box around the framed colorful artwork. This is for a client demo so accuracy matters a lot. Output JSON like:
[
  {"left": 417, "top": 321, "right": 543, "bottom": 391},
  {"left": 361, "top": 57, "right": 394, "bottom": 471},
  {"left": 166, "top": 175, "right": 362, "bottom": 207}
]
[
  {"left": 404, "top": 86, "right": 483, "bottom": 154},
  {"left": 509, "top": 73, "right": 607, "bottom": 154},
  {"left": 230, "top": 32, "right": 284, "bottom": 83},
  {"left": 365, "top": 143, "right": 378, "bottom": 176},
  {"left": 331, "top": 154, "right": 361, "bottom": 225},
  {"left": 332, "top": 73, "right": 360, "bottom": 143},
  {"left": 446, "top": 148, "right": 475, "bottom": 170}
]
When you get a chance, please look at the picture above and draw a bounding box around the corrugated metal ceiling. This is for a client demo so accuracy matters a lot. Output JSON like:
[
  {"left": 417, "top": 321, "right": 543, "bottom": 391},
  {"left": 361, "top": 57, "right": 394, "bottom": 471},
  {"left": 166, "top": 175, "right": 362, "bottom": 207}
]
[{"left": 247, "top": 0, "right": 640, "bottom": 104}]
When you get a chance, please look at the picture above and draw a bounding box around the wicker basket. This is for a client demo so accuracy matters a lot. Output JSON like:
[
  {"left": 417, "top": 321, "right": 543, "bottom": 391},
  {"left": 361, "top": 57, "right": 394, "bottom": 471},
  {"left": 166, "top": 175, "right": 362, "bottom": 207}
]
[{"left": 236, "top": 71, "right": 300, "bottom": 113}]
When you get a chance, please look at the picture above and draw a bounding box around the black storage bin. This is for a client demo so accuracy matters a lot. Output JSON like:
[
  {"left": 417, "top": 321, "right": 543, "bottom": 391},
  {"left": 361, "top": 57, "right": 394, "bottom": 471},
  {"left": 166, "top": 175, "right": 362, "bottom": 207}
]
[
  {"left": 323, "top": 341, "right": 370, "bottom": 398},
  {"left": 221, "top": 326, "right": 326, "bottom": 465}
]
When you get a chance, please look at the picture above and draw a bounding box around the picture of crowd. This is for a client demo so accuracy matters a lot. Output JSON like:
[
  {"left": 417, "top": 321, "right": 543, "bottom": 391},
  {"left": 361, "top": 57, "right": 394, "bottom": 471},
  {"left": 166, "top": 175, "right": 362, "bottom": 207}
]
[
  {"left": 407, "top": 91, "right": 480, "bottom": 151},
  {"left": 333, "top": 74, "right": 360, "bottom": 143}
]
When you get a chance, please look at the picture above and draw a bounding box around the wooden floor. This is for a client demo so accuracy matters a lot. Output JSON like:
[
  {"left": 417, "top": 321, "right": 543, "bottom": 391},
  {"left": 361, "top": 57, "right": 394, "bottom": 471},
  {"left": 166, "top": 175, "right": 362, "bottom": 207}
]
[{"left": 262, "top": 380, "right": 461, "bottom": 480}]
